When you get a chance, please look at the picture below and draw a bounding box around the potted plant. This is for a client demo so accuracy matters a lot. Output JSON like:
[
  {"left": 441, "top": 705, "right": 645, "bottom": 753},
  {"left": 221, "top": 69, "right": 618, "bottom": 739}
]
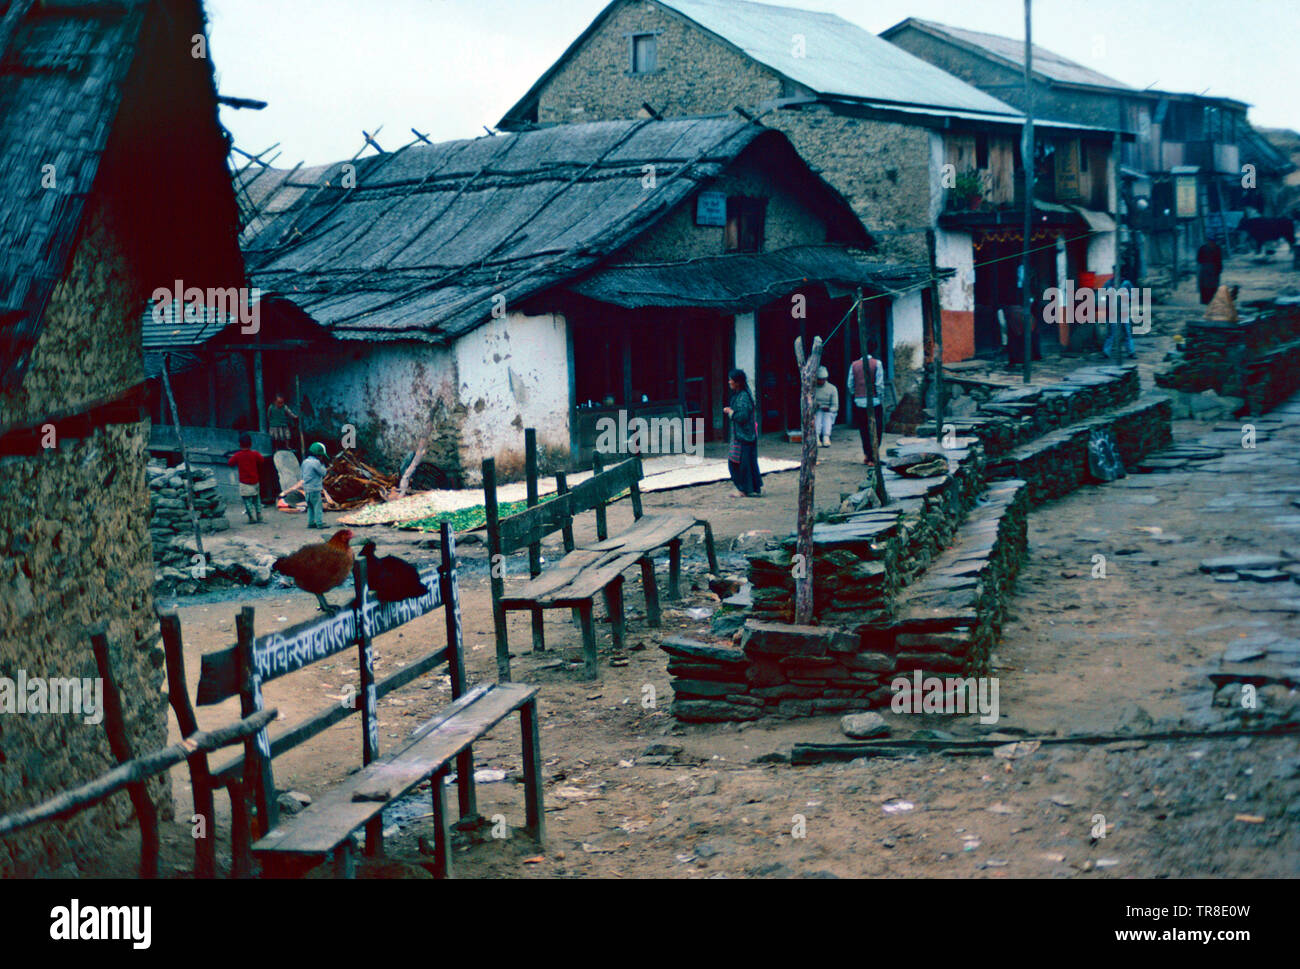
[{"left": 952, "top": 170, "right": 984, "bottom": 210}]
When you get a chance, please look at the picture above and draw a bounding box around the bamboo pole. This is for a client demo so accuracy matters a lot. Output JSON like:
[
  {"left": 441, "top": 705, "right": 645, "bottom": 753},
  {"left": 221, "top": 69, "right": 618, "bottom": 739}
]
[
  {"left": 0, "top": 709, "right": 277, "bottom": 838},
  {"left": 1021, "top": 0, "right": 1035, "bottom": 384}
]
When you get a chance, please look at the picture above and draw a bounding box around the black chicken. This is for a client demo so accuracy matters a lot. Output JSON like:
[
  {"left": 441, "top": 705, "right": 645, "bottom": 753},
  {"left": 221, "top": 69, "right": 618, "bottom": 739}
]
[{"left": 359, "top": 541, "right": 429, "bottom": 602}]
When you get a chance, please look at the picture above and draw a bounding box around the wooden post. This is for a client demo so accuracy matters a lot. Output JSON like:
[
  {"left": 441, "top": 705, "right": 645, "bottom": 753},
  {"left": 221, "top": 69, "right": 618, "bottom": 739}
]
[
  {"left": 792, "top": 334, "right": 824, "bottom": 626},
  {"left": 159, "top": 354, "right": 204, "bottom": 557},
  {"left": 926, "top": 230, "right": 945, "bottom": 446},
  {"left": 159, "top": 614, "right": 216, "bottom": 878},
  {"left": 430, "top": 764, "right": 453, "bottom": 878},
  {"left": 90, "top": 630, "right": 159, "bottom": 879},
  {"left": 294, "top": 374, "right": 306, "bottom": 458},
  {"left": 592, "top": 451, "right": 608, "bottom": 541},
  {"left": 352, "top": 558, "right": 382, "bottom": 856},
  {"left": 254, "top": 349, "right": 266, "bottom": 432},
  {"left": 482, "top": 458, "right": 510, "bottom": 682},
  {"left": 1021, "top": 0, "right": 1036, "bottom": 384},
  {"left": 628, "top": 458, "right": 644, "bottom": 519},
  {"left": 856, "top": 291, "right": 888, "bottom": 506},
  {"left": 520, "top": 698, "right": 545, "bottom": 846},
  {"left": 555, "top": 471, "right": 576, "bottom": 553},
  {"left": 525, "top": 428, "right": 545, "bottom": 653},
  {"left": 226, "top": 780, "right": 254, "bottom": 878},
  {"left": 207, "top": 357, "right": 218, "bottom": 428},
  {"left": 439, "top": 522, "right": 478, "bottom": 823},
  {"left": 235, "top": 607, "right": 277, "bottom": 837}
]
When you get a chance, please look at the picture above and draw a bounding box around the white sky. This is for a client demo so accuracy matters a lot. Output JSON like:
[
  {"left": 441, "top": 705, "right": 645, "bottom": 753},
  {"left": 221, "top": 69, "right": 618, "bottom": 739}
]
[{"left": 207, "top": 0, "right": 1300, "bottom": 166}]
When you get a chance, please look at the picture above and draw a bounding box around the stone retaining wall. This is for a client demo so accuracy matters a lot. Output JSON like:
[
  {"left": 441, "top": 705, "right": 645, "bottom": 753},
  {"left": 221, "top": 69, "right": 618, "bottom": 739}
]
[
  {"left": 664, "top": 479, "right": 1029, "bottom": 722},
  {"left": 1155, "top": 299, "right": 1300, "bottom": 415},
  {"left": 923, "top": 365, "right": 1139, "bottom": 458},
  {"left": 986, "top": 396, "right": 1173, "bottom": 505}
]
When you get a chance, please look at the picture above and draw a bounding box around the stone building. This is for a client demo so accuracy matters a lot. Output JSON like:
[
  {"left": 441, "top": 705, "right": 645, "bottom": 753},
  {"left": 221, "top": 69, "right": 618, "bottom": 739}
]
[
  {"left": 496, "top": 0, "right": 1122, "bottom": 391},
  {"left": 234, "top": 117, "right": 933, "bottom": 479},
  {"left": 0, "top": 0, "right": 244, "bottom": 874},
  {"left": 882, "top": 18, "right": 1295, "bottom": 270}
]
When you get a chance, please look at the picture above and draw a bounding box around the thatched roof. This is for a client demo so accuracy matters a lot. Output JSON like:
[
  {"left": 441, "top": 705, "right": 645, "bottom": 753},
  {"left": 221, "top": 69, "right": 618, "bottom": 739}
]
[
  {"left": 0, "top": 0, "right": 244, "bottom": 395},
  {"left": 240, "top": 117, "right": 874, "bottom": 344}
]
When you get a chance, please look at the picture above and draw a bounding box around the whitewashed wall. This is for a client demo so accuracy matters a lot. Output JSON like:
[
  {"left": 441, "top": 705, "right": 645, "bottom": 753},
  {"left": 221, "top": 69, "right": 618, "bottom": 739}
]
[
  {"left": 297, "top": 341, "right": 456, "bottom": 461},
  {"left": 454, "top": 310, "right": 571, "bottom": 484},
  {"left": 936, "top": 228, "right": 975, "bottom": 313}
]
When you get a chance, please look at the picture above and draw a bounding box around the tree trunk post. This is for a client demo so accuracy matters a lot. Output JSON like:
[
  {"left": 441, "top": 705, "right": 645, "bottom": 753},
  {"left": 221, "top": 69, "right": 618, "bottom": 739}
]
[{"left": 793, "top": 334, "right": 824, "bottom": 626}]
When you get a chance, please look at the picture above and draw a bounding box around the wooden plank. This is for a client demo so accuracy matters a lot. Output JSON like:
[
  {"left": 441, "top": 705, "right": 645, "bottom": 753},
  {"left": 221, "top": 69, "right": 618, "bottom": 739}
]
[
  {"left": 483, "top": 457, "right": 511, "bottom": 682},
  {"left": 211, "top": 646, "right": 449, "bottom": 784},
  {"left": 577, "top": 514, "right": 695, "bottom": 555},
  {"left": 159, "top": 615, "right": 216, "bottom": 878},
  {"left": 253, "top": 684, "right": 536, "bottom": 856},
  {"left": 540, "top": 553, "right": 643, "bottom": 607},
  {"left": 439, "top": 522, "right": 476, "bottom": 822},
  {"left": 0, "top": 709, "right": 276, "bottom": 839},
  {"left": 500, "top": 548, "right": 608, "bottom": 605},
  {"left": 197, "top": 566, "right": 443, "bottom": 705},
  {"left": 568, "top": 457, "right": 640, "bottom": 516},
  {"left": 236, "top": 608, "right": 277, "bottom": 837},
  {"left": 497, "top": 493, "right": 574, "bottom": 553}
]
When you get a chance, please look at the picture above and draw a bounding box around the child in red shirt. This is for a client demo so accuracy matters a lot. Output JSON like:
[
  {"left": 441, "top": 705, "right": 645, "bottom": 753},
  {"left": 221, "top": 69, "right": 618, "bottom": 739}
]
[{"left": 227, "top": 434, "right": 264, "bottom": 523}]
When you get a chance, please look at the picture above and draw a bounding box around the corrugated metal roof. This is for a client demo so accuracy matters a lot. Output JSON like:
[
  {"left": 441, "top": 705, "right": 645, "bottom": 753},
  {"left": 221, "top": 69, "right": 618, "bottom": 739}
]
[
  {"left": 885, "top": 18, "right": 1133, "bottom": 92},
  {"left": 569, "top": 245, "right": 938, "bottom": 311},
  {"left": 241, "top": 118, "right": 870, "bottom": 343},
  {"left": 659, "top": 0, "right": 1021, "bottom": 116}
]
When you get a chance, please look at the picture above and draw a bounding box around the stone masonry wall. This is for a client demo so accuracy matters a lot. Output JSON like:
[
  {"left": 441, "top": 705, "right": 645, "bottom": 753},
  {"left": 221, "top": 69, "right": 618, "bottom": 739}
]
[
  {"left": 533, "top": 0, "right": 782, "bottom": 127},
  {"left": 0, "top": 205, "right": 168, "bottom": 876}
]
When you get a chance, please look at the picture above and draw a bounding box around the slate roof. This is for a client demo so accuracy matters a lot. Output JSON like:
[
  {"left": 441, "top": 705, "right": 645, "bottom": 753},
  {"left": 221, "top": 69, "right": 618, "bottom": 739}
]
[
  {"left": 498, "top": 0, "right": 1024, "bottom": 130},
  {"left": 882, "top": 18, "right": 1133, "bottom": 92},
  {"left": 0, "top": 0, "right": 244, "bottom": 396},
  {"left": 240, "top": 117, "right": 874, "bottom": 343},
  {"left": 570, "top": 245, "right": 942, "bottom": 311}
]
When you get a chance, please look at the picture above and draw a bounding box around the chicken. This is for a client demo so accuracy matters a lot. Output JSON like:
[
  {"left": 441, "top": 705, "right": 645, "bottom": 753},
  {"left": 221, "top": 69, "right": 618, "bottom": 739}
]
[
  {"left": 273, "top": 529, "right": 355, "bottom": 613},
  {"left": 359, "top": 541, "right": 429, "bottom": 602}
]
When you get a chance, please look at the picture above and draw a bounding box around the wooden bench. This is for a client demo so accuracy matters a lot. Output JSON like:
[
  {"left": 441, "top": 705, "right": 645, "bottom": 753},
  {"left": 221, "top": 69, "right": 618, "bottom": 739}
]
[
  {"left": 162, "top": 523, "right": 543, "bottom": 878},
  {"left": 483, "top": 442, "right": 718, "bottom": 681}
]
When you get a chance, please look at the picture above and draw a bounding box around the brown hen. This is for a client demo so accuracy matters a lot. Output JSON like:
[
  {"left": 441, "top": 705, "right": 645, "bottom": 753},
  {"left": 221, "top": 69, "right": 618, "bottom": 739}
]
[{"left": 273, "top": 528, "right": 355, "bottom": 613}]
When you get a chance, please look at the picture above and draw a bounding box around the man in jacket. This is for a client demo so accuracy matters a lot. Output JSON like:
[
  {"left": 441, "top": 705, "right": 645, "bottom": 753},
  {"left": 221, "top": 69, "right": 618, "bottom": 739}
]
[{"left": 850, "top": 345, "right": 885, "bottom": 464}]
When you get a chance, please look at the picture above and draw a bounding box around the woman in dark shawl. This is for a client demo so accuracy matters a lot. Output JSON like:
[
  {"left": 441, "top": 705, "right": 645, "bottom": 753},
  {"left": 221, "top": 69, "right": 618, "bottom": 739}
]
[{"left": 724, "top": 368, "right": 761, "bottom": 497}]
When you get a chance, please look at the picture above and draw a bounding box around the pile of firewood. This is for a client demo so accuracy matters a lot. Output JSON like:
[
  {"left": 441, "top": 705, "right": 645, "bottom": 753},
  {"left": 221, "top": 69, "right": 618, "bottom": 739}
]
[{"left": 323, "top": 451, "right": 399, "bottom": 510}]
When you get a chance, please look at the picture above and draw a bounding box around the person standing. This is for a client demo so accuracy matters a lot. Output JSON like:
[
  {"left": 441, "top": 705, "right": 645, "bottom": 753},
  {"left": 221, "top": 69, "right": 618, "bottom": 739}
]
[
  {"left": 1196, "top": 240, "right": 1223, "bottom": 305},
  {"left": 300, "top": 442, "right": 328, "bottom": 529},
  {"left": 723, "top": 368, "right": 761, "bottom": 497},
  {"left": 1103, "top": 267, "right": 1137, "bottom": 359},
  {"left": 850, "top": 344, "right": 885, "bottom": 465},
  {"left": 267, "top": 393, "right": 298, "bottom": 454},
  {"left": 227, "top": 433, "right": 264, "bottom": 524},
  {"left": 813, "top": 366, "right": 839, "bottom": 447}
]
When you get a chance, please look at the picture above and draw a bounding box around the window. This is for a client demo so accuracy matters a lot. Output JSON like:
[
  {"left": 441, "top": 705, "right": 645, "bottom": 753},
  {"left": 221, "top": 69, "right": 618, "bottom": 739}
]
[
  {"left": 630, "top": 33, "right": 657, "bottom": 74},
  {"left": 725, "top": 196, "right": 766, "bottom": 253},
  {"left": 975, "top": 133, "right": 989, "bottom": 170},
  {"left": 1079, "top": 141, "right": 1089, "bottom": 173}
]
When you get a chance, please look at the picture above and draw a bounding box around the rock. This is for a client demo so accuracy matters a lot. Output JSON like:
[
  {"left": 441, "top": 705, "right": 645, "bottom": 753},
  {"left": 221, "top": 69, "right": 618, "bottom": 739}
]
[
  {"left": 742, "top": 621, "right": 852, "bottom": 657},
  {"left": 659, "top": 637, "right": 747, "bottom": 665},
  {"left": 1237, "top": 569, "right": 1291, "bottom": 583},
  {"left": 277, "top": 791, "right": 312, "bottom": 815},
  {"left": 1116, "top": 703, "right": 1154, "bottom": 735},
  {"left": 1199, "top": 554, "right": 1286, "bottom": 573},
  {"left": 841, "top": 712, "right": 889, "bottom": 739},
  {"left": 731, "top": 529, "right": 774, "bottom": 551}
]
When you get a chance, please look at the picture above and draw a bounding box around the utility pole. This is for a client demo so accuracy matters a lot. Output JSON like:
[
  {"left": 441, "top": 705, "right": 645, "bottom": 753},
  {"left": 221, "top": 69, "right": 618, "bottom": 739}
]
[
  {"left": 1021, "top": 0, "right": 1035, "bottom": 384},
  {"left": 1112, "top": 106, "right": 1124, "bottom": 367}
]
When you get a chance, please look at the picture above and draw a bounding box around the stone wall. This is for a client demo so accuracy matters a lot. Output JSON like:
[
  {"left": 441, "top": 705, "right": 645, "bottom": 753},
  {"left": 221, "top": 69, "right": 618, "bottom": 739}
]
[
  {"left": 1155, "top": 299, "right": 1300, "bottom": 415},
  {"left": 0, "top": 205, "right": 168, "bottom": 876},
  {"left": 532, "top": 0, "right": 782, "bottom": 126},
  {"left": 986, "top": 396, "right": 1173, "bottom": 504},
  {"left": 665, "top": 478, "right": 1028, "bottom": 722}
]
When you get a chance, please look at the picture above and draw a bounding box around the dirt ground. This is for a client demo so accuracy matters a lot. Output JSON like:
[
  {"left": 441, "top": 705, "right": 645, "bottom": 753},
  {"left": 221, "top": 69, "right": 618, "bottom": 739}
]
[{"left": 88, "top": 248, "right": 1300, "bottom": 879}]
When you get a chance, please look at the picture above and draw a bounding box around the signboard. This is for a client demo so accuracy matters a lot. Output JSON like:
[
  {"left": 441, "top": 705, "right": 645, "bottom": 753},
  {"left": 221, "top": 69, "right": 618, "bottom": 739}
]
[
  {"left": 695, "top": 190, "right": 727, "bottom": 227},
  {"left": 1054, "top": 140, "right": 1081, "bottom": 202}
]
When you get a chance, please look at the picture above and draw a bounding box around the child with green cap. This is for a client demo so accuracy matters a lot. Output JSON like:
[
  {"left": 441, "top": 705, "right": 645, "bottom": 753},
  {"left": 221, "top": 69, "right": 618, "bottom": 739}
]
[{"left": 299, "top": 442, "right": 328, "bottom": 528}]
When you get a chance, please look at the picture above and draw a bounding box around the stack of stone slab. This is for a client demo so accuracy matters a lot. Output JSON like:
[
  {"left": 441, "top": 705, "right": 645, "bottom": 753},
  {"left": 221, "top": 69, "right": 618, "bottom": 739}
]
[
  {"left": 149, "top": 463, "right": 228, "bottom": 576},
  {"left": 665, "top": 480, "right": 1028, "bottom": 722},
  {"left": 986, "top": 396, "right": 1173, "bottom": 504},
  {"left": 1156, "top": 298, "right": 1300, "bottom": 415},
  {"left": 923, "top": 366, "right": 1139, "bottom": 459}
]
